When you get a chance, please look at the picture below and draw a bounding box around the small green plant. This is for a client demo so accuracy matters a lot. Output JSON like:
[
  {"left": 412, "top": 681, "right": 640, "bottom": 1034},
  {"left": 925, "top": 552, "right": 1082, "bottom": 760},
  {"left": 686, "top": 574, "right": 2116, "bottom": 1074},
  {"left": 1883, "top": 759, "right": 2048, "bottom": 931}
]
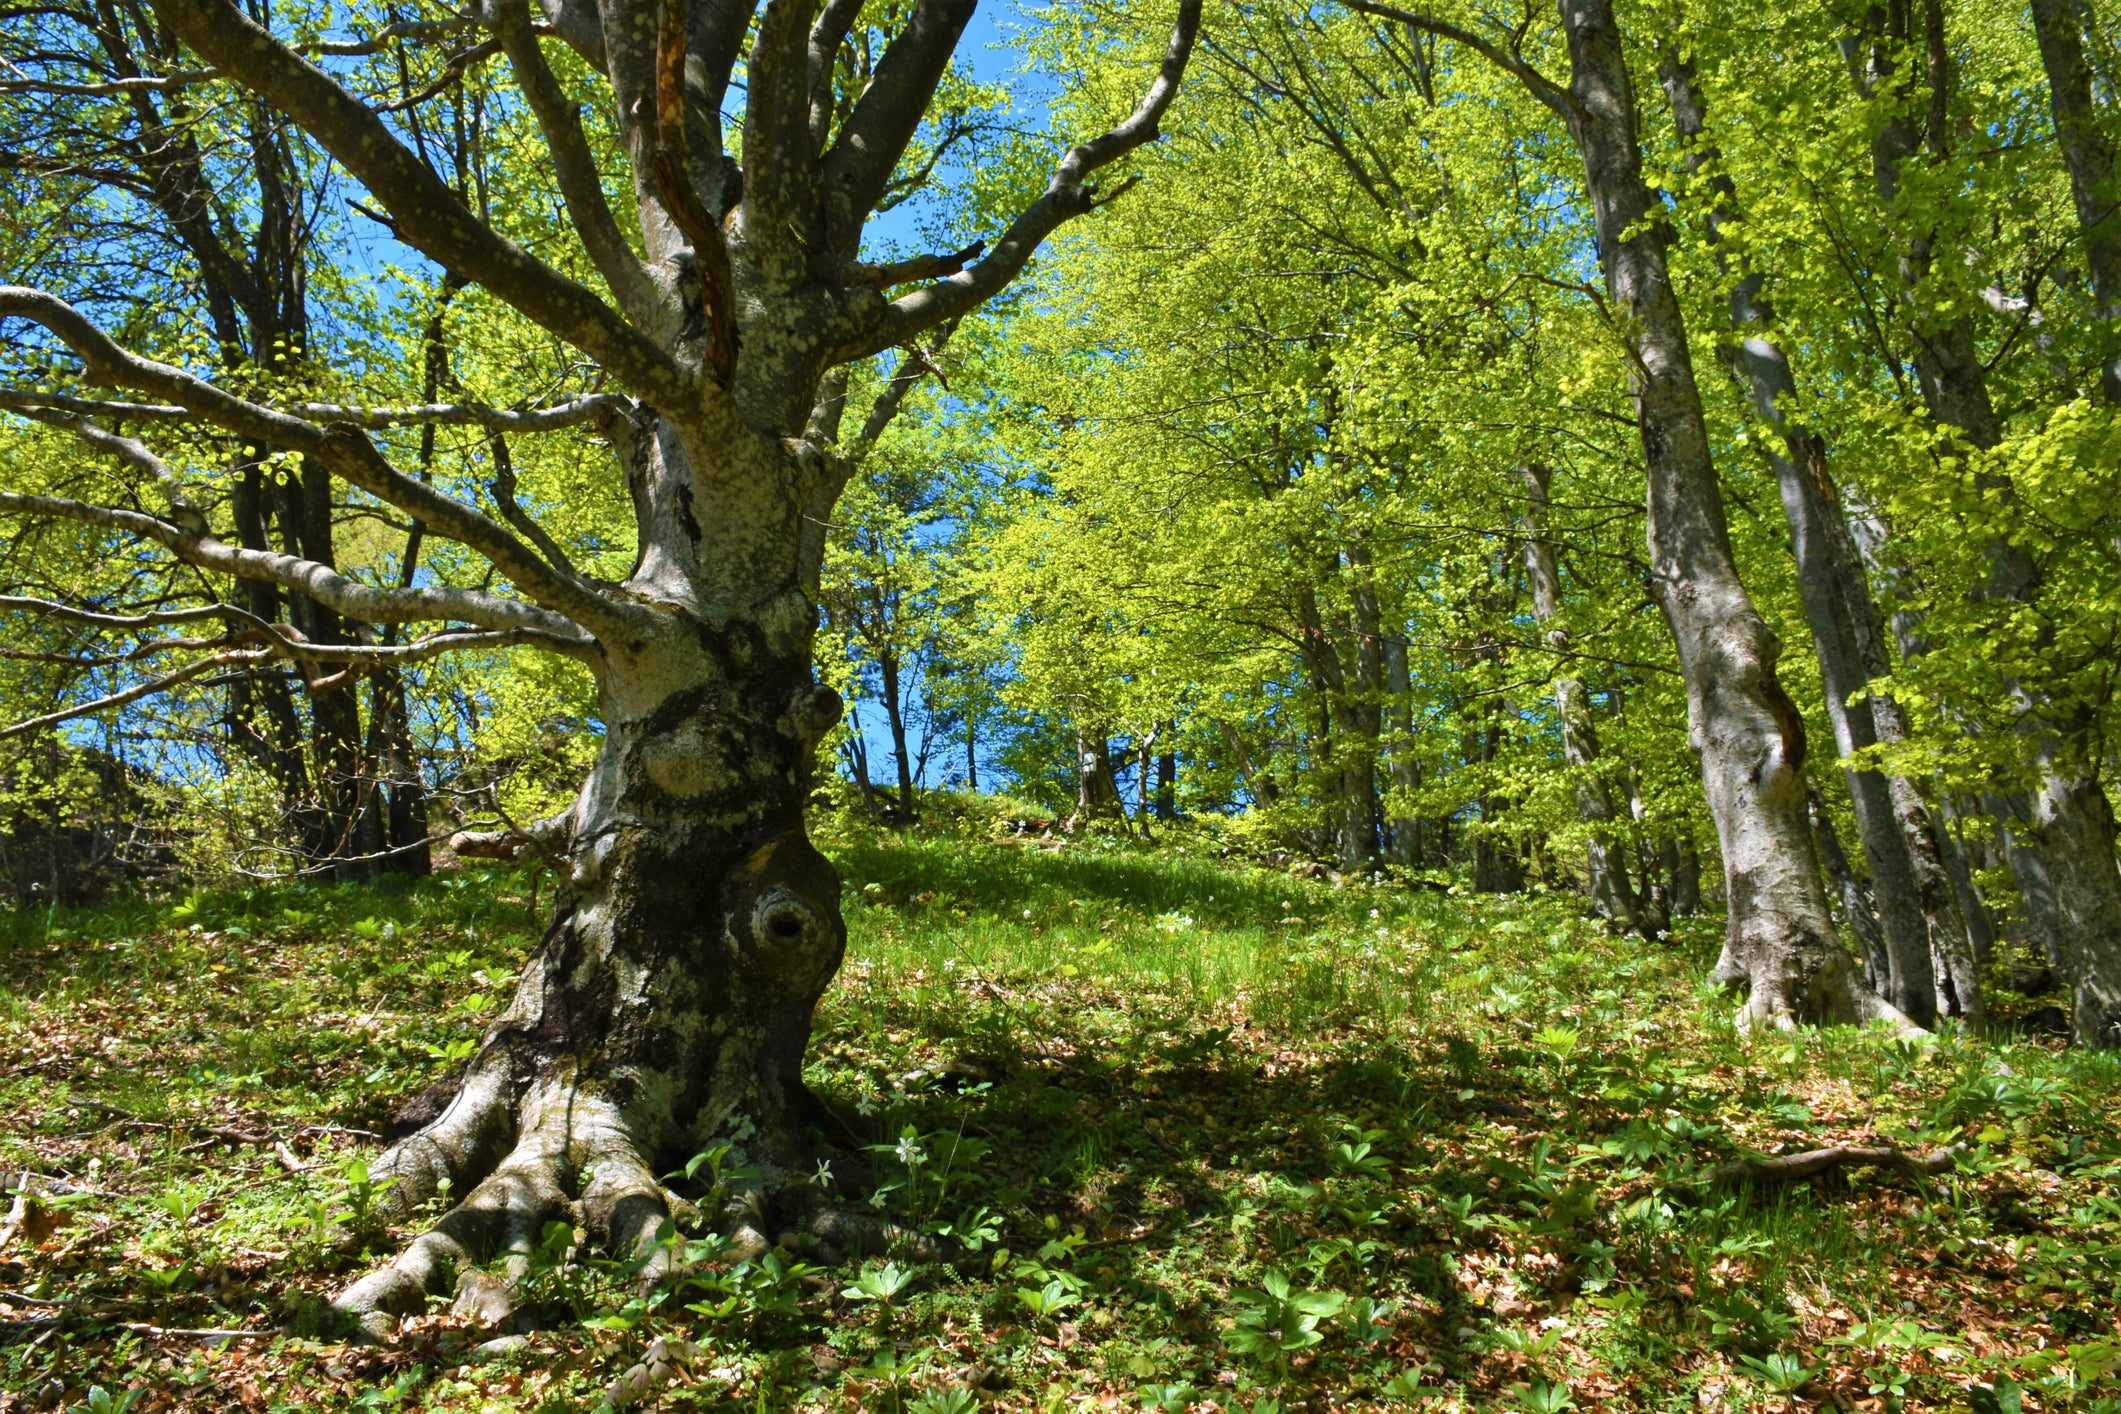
[
  {"left": 1736, "top": 1351, "right": 1819, "bottom": 1407},
  {"left": 1015, "top": 1278, "right": 1080, "bottom": 1320},
  {"left": 1513, "top": 1378, "right": 1574, "bottom": 1414},
  {"left": 154, "top": 1178, "right": 208, "bottom": 1226},
  {"left": 1494, "top": 1322, "right": 1569, "bottom": 1360},
  {"left": 79, "top": 1387, "right": 145, "bottom": 1414},
  {"left": 1328, "top": 1124, "right": 1391, "bottom": 1181},
  {"left": 1823, "top": 1320, "right": 1959, "bottom": 1400},
  {"left": 910, "top": 1389, "right": 979, "bottom": 1414},
  {"left": 1225, "top": 1270, "right": 1347, "bottom": 1369},
  {"left": 843, "top": 1260, "right": 915, "bottom": 1308},
  {"left": 934, "top": 1204, "right": 1001, "bottom": 1251},
  {"left": 1345, "top": 1294, "right": 1398, "bottom": 1343},
  {"left": 338, "top": 1156, "right": 396, "bottom": 1234}
]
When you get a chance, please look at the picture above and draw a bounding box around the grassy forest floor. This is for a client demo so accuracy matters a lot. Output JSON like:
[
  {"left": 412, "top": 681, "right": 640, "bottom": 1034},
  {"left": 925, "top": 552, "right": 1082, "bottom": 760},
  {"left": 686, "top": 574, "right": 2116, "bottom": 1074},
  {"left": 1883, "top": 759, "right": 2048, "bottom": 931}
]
[{"left": 2, "top": 805, "right": 2119, "bottom": 1414}]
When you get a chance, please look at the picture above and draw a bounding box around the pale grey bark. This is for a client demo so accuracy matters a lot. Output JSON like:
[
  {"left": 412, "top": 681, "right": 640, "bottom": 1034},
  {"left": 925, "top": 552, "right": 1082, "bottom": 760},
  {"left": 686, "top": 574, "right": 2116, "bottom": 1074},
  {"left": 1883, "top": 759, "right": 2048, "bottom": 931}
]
[
  {"left": 1345, "top": 0, "right": 1900, "bottom": 1026},
  {"left": 2030, "top": 0, "right": 2121, "bottom": 401},
  {"left": 1810, "top": 784, "right": 1892, "bottom": 987},
  {"left": 1544, "top": 0, "right": 1892, "bottom": 1026},
  {"left": 1660, "top": 54, "right": 1967, "bottom": 1028},
  {"left": 1849, "top": 2, "right": 2121, "bottom": 1043}
]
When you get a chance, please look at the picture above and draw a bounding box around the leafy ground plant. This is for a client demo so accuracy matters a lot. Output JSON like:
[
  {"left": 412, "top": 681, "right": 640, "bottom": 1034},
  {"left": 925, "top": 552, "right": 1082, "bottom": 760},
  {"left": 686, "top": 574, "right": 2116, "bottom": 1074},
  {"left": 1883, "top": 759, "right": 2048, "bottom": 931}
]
[{"left": 1, "top": 810, "right": 2117, "bottom": 1409}]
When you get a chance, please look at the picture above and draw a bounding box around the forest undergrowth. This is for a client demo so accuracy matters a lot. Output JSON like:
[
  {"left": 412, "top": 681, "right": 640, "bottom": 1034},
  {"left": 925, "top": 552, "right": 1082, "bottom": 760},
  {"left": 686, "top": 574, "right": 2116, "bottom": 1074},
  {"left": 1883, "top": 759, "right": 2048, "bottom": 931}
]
[{"left": 2, "top": 806, "right": 2118, "bottom": 1413}]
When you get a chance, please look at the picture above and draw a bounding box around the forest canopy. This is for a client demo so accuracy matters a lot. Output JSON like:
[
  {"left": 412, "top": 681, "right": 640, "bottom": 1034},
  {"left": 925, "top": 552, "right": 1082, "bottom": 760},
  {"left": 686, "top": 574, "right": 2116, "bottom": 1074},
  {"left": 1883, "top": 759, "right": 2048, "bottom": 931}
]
[{"left": 3, "top": 0, "right": 2121, "bottom": 1404}]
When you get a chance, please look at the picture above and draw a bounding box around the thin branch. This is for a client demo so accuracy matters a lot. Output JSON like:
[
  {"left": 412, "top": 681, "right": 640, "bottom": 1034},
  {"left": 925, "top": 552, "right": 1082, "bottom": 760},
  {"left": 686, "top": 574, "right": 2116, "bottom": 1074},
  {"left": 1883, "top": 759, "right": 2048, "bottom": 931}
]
[
  {"left": 306, "top": 17, "right": 479, "bottom": 57},
  {"left": 0, "top": 286, "right": 643, "bottom": 641},
  {"left": 844, "top": 240, "right": 987, "bottom": 289},
  {"left": 488, "top": 0, "right": 659, "bottom": 325},
  {"left": 0, "top": 595, "right": 251, "bottom": 630},
  {"left": 145, "top": 0, "right": 694, "bottom": 413},
  {"left": 281, "top": 394, "right": 624, "bottom": 431},
  {"left": 0, "top": 70, "right": 219, "bottom": 97},
  {"left": 841, "top": 0, "right": 1204, "bottom": 359},
  {"left": 0, "top": 649, "right": 267, "bottom": 740},
  {"left": 0, "top": 488, "right": 582, "bottom": 638},
  {"left": 373, "top": 37, "right": 501, "bottom": 114},
  {"left": 1339, "top": 0, "right": 1575, "bottom": 117}
]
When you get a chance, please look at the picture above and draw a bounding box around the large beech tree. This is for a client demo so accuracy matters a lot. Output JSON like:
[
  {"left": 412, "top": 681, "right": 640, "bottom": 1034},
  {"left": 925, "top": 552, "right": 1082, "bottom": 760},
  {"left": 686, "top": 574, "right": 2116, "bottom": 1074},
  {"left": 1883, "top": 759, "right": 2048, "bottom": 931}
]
[{"left": 0, "top": 0, "right": 1198, "bottom": 1332}]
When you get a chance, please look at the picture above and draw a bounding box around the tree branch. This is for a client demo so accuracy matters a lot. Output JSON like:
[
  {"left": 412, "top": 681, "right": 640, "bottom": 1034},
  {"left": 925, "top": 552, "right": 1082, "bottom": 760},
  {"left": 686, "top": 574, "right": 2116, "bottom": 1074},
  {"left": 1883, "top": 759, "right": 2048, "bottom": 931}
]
[
  {"left": 0, "top": 489, "right": 589, "bottom": 641},
  {"left": 281, "top": 394, "right": 625, "bottom": 431},
  {"left": 1702, "top": 1144, "right": 1963, "bottom": 1188},
  {"left": 0, "top": 648, "right": 268, "bottom": 740},
  {"left": 0, "top": 286, "right": 646, "bottom": 642},
  {"left": 1338, "top": 0, "right": 1574, "bottom": 117},
  {"left": 487, "top": 0, "right": 660, "bottom": 325},
  {"left": 837, "top": 0, "right": 1203, "bottom": 359},
  {"left": 819, "top": 0, "right": 979, "bottom": 248},
  {"left": 652, "top": 0, "right": 736, "bottom": 381},
  {"left": 143, "top": 0, "right": 693, "bottom": 411},
  {"left": 844, "top": 240, "right": 986, "bottom": 288}
]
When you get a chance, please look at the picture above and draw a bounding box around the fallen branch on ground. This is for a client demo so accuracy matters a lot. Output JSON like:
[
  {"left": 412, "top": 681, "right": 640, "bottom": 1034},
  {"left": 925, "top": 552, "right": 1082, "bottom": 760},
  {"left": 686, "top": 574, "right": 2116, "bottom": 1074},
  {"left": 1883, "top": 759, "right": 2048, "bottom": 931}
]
[{"left": 1702, "top": 1143, "right": 1963, "bottom": 1188}]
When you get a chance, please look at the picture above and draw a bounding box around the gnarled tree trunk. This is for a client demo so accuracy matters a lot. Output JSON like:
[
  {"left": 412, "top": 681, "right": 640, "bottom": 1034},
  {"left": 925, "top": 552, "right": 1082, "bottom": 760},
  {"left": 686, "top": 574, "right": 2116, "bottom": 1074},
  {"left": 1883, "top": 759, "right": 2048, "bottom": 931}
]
[{"left": 340, "top": 418, "right": 851, "bottom": 1332}]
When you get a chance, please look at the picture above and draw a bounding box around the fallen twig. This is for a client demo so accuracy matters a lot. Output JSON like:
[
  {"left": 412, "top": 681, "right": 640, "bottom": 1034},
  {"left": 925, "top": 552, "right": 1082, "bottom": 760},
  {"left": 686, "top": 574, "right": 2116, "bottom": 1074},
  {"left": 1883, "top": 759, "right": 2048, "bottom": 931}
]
[
  {"left": 0, "top": 1290, "right": 72, "bottom": 1307},
  {"left": 1703, "top": 1143, "right": 1963, "bottom": 1188},
  {"left": 274, "top": 1140, "right": 308, "bottom": 1174},
  {"left": 298, "top": 1124, "right": 380, "bottom": 1140},
  {"left": 122, "top": 1322, "right": 276, "bottom": 1341}
]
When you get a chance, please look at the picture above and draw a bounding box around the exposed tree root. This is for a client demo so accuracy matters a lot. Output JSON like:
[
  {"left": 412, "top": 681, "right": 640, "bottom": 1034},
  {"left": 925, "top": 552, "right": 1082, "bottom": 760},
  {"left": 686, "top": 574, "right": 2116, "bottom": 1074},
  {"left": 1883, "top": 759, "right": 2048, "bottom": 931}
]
[
  {"left": 1702, "top": 1143, "right": 1963, "bottom": 1189},
  {"left": 335, "top": 1074, "right": 649, "bottom": 1340},
  {"left": 331, "top": 1067, "right": 929, "bottom": 1339}
]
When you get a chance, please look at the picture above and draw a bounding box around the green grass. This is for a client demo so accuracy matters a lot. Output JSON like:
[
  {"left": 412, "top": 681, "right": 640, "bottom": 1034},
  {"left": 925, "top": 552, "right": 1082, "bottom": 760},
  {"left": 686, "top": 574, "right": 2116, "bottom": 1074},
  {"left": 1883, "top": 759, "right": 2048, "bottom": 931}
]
[{"left": 3, "top": 810, "right": 2118, "bottom": 1412}]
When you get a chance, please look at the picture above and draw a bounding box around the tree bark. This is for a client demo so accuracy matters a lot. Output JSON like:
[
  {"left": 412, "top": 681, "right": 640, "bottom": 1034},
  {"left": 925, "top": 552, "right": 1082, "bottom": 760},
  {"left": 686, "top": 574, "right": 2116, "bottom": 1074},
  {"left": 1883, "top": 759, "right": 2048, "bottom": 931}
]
[
  {"left": 1072, "top": 727, "right": 1123, "bottom": 825},
  {"left": 1809, "top": 784, "right": 1892, "bottom": 988},
  {"left": 1382, "top": 634, "right": 1424, "bottom": 867},
  {"left": 341, "top": 416, "right": 855, "bottom": 1331},
  {"left": 1853, "top": 0, "right": 2121, "bottom": 1041},
  {"left": 1658, "top": 54, "right": 1945, "bottom": 1025},
  {"left": 2030, "top": 0, "right": 2121, "bottom": 401},
  {"left": 1553, "top": 0, "right": 1896, "bottom": 1026},
  {"left": 1344, "top": 547, "right": 1386, "bottom": 871},
  {"left": 877, "top": 645, "right": 917, "bottom": 824},
  {"left": 1517, "top": 463, "right": 1653, "bottom": 934}
]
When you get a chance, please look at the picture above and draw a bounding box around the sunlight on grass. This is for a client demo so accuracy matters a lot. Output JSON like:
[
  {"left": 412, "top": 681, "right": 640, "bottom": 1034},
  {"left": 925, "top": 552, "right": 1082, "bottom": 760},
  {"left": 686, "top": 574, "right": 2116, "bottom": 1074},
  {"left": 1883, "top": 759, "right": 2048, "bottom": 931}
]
[{"left": 2, "top": 817, "right": 2117, "bottom": 1411}]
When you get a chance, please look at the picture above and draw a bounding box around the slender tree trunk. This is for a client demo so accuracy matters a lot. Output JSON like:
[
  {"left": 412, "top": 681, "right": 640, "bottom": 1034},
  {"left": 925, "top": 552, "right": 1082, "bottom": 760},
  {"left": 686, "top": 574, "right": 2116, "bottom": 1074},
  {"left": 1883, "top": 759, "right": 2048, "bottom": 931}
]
[
  {"left": 1660, "top": 55, "right": 1949, "bottom": 1026},
  {"left": 1155, "top": 738, "right": 1176, "bottom": 820},
  {"left": 1517, "top": 463, "right": 1653, "bottom": 934},
  {"left": 2030, "top": 0, "right": 2121, "bottom": 401},
  {"left": 1382, "top": 635, "right": 1424, "bottom": 866},
  {"left": 1809, "top": 784, "right": 1892, "bottom": 987},
  {"left": 1855, "top": 0, "right": 2121, "bottom": 1041},
  {"left": 965, "top": 715, "right": 977, "bottom": 794},
  {"left": 1348, "top": 546, "right": 1386, "bottom": 871},
  {"left": 1555, "top": 0, "right": 1895, "bottom": 1026},
  {"left": 877, "top": 647, "right": 916, "bottom": 825}
]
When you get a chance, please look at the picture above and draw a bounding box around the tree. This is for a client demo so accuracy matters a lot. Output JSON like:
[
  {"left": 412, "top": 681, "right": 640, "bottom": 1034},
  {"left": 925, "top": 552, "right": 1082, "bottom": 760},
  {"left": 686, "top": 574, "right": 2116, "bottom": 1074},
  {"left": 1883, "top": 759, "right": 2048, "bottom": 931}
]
[
  {"left": 1347, "top": 0, "right": 1910, "bottom": 1029},
  {"left": 0, "top": 3, "right": 438, "bottom": 879},
  {"left": 0, "top": 0, "right": 1200, "bottom": 1332}
]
